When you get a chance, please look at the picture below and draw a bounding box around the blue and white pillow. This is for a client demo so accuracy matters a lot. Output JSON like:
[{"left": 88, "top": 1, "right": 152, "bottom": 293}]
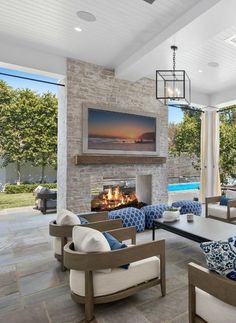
[{"left": 200, "top": 236, "right": 236, "bottom": 281}]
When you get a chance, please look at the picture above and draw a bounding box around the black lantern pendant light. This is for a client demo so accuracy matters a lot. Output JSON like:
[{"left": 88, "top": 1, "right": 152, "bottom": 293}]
[{"left": 156, "top": 45, "right": 191, "bottom": 107}]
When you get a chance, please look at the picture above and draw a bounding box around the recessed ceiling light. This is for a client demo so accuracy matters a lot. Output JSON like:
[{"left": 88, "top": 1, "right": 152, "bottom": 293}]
[
  {"left": 225, "top": 35, "right": 236, "bottom": 47},
  {"left": 208, "top": 62, "right": 219, "bottom": 68},
  {"left": 74, "top": 27, "right": 82, "bottom": 32},
  {"left": 198, "top": 69, "right": 203, "bottom": 73},
  {"left": 77, "top": 11, "right": 96, "bottom": 22}
]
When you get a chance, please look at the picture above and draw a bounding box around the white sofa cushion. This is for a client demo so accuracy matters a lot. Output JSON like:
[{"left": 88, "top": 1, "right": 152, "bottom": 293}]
[
  {"left": 208, "top": 203, "right": 236, "bottom": 219},
  {"left": 70, "top": 256, "right": 160, "bottom": 297},
  {"left": 56, "top": 209, "right": 81, "bottom": 225},
  {"left": 73, "top": 226, "right": 111, "bottom": 273},
  {"left": 196, "top": 287, "right": 236, "bottom": 323}
]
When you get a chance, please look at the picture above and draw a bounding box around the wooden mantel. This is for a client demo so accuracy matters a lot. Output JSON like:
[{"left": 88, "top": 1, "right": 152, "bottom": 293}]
[{"left": 74, "top": 155, "right": 166, "bottom": 165}]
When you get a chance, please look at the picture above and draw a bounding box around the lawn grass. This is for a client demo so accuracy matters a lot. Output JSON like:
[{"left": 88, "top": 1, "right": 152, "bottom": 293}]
[{"left": 0, "top": 193, "right": 35, "bottom": 209}]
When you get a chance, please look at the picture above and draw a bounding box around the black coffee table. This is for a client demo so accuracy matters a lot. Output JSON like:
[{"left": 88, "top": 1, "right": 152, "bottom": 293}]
[{"left": 152, "top": 215, "right": 236, "bottom": 243}]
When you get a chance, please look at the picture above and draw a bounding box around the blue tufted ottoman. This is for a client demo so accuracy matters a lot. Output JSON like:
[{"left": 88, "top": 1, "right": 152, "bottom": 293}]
[
  {"left": 108, "top": 207, "right": 145, "bottom": 232},
  {"left": 141, "top": 204, "right": 169, "bottom": 229},
  {"left": 171, "top": 200, "right": 202, "bottom": 216}
]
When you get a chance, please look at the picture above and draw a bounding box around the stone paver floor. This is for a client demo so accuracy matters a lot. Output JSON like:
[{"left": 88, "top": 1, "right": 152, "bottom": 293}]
[{"left": 0, "top": 207, "right": 206, "bottom": 323}]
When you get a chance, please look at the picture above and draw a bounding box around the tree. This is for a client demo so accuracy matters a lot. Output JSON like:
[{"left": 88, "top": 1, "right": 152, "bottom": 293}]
[
  {"left": 0, "top": 80, "right": 57, "bottom": 184},
  {"left": 169, "top": 106, "right": 236, "bottom": 184},
  {"left": 219, "top": 107, "right": 236, "bottom": 184},
  {"left": 169, "top": 110, "right": 201, "bottom": 170},
  {"left": 0, "top": 83, "right": 39, "bottom": 183},
  {"left": 28, "top": 92, "right": 57, "bottom": 182}
]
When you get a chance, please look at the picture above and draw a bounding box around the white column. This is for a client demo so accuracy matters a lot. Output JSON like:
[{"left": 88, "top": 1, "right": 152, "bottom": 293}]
[{"left": 57, "top": 79, "right": 67, "bottom": 211}]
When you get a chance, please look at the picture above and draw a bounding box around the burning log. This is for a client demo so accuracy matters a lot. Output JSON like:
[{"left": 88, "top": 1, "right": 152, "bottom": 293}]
[{"left": 91, "top": 186, "right": 146, "bottom": 211}]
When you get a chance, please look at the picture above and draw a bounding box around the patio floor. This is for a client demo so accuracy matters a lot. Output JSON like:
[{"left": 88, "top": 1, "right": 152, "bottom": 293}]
[{"left": 0, "top": 207, "right": 206, "bottom": 323}]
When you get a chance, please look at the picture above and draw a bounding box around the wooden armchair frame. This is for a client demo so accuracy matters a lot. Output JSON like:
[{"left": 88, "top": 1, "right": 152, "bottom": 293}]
[
  {"left": 205, "top": 196, "right": 236, "bottom": 223},
  {"left": 64, "top": 229, "right": 165, "bottom": 322},
  {"left": 188, "top": 263, "right": 236, "bottom": 323},
  {"left": 49, "top": 211, "right": 123, "bottom": 271}
]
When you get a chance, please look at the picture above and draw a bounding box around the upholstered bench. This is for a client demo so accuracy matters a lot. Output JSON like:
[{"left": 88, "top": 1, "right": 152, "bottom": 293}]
[
  {"left": 171, "top": 200, "right": 202, "bottom": 216},
  {"left": 141, "top": 204, "right": 169, "bottom": 229},
  {"left": 108, "top": 207, "right": 145, "bottom": 232}
]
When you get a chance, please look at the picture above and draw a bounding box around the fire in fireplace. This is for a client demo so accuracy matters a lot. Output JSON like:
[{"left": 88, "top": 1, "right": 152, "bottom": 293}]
[{"left": 91, "top": 178, "right": 147, "bottom": 211}]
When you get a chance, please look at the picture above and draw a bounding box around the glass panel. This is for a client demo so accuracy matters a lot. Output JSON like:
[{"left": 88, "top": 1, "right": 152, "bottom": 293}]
[{"left": 168, "top": 106, "right": 201, "bottom": 204}]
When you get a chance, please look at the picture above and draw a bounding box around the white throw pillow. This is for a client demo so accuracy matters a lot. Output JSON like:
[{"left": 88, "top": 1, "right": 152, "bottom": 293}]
[
  {"left": 57, "top": 209, "right": 81, "bottom": 226},
  {"left": 226, "top": 190, "right": 236, "bottom": 199},
  {"left": 72, "top": 226, "right": 111, "bottom": 273}
]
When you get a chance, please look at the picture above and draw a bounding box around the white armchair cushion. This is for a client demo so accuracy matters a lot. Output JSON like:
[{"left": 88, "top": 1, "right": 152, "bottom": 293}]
[
  {"left": 208, "top": 203, "right": 236, "bottom": 219},
  {"left": 196, "top": 287, "right": 236, "bottom": 323},
  {"left": 73, "top": 226, "right": 111, "bottom": 273},
  {"left": 53, "top": 237, "right": 72, "bottom": 255},
  {"left": 70, "top": 256, "right": 160, "bottom": 297},
  {"left": 53, "top": 237, "right": 61, "bottom": 255},
  {"left": 56, "top": 209, "right": 81, "bottom": 225}
]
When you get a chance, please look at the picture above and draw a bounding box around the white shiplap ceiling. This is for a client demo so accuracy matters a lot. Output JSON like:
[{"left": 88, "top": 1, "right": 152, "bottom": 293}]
[
  {"left": 1, "top": 0, "right": 236, "bottom": 103},
  {"left": 0, "top": 0, "right": 198, "bottom": 68}
]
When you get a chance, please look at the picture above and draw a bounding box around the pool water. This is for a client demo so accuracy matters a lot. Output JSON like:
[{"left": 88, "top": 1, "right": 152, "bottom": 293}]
[{"left": 168, "top": 182, "right": 200, "bottom": 192}]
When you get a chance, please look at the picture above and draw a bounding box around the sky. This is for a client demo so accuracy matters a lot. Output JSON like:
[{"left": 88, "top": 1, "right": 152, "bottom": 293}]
[
  {"left": 168, "top": 106, "right": 184, "bottom": 124},
  {"left": 0, "top": 67, "right": 183, "bottom": 124},
  {"left": 0, "top": 67, "right": 58, "bottom": 95},
  {"left": 88, "top": 108, "right": 156, "bottom": 139}
]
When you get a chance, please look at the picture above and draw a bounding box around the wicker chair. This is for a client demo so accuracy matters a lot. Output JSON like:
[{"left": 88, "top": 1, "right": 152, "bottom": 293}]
[
  {"left": 188, "top": 263, "right": 236, "bottom": 323},
  {"left": 64, "top": 226, "right": 165, "bottom": 322},
  {"left": 49, "top": 211, "right": 122, "bottom": 271}
]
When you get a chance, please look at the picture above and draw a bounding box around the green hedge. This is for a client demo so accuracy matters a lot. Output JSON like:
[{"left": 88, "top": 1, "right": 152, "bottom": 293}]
[{"left": 4, "top": 183, "right": 57, "bottom": 194}]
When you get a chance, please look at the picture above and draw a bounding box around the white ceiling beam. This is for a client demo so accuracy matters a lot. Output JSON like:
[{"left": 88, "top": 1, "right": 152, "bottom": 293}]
[
  {"left": 115, "top": 0, "right": 231, "bottom": 82},
  {"left": 0, "top": 40, "right": 66, "bottom": 78}
]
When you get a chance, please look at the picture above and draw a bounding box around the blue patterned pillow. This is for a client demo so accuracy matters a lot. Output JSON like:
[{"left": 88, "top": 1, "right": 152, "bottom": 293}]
[
  {"left": 200, "top": 236, "right": 236, "bottom": 281},
  {"left": 103, "top": 232, "right": 129, "bottom": 269}
]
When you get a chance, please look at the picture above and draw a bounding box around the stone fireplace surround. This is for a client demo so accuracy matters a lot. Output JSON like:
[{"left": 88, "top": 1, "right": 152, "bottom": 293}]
[{"left": 57, "top": 58, "right": 168, "bottom": 213}]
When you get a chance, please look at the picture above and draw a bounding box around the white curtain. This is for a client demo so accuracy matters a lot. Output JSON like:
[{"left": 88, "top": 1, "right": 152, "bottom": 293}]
[
  {"left": 200, "top": 112, "right": 208, "bottom": 202},
  {"left": 200, "top": 110, "right": 221, "bottom": 202},
  {"left": 212, "top": 111, "right": 221, "bottom": 196}
]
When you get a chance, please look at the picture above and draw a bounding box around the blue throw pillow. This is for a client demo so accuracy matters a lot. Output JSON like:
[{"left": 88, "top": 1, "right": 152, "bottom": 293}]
[
  {"left": 200, "top": 236, "right": 236, "bottom": 281},
  {"left": 219, "top": 196, "right": 230, "bottom": 206},
  {"left": 103, "top": 232, "right": 129, "bottom": 270}
]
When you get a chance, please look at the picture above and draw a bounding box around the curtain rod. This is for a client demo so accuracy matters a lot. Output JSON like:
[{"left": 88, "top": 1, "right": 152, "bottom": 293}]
[{"left": 0, "top": 72, "right": 65, "bottom": 87}]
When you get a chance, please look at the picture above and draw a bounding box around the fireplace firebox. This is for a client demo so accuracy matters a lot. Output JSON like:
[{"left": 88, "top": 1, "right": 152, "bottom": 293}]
[{"left": 91, "top": 177, "right": 149, "bottom": 211}]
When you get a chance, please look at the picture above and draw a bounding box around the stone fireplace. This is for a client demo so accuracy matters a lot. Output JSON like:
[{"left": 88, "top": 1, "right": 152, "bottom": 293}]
[{"left": 57, "top": 58, "right": 168, "bottom": 213}]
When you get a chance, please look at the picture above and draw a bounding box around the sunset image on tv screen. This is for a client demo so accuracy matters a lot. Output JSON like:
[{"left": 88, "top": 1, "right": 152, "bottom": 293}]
[{"left": 88, "top": 108, "right": 156, "bottom": 152}]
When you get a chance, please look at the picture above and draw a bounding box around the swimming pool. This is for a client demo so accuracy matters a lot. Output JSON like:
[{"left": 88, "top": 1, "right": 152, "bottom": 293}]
[{"left": 168, "top": 182, "right": 200, "bottom": 192}]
